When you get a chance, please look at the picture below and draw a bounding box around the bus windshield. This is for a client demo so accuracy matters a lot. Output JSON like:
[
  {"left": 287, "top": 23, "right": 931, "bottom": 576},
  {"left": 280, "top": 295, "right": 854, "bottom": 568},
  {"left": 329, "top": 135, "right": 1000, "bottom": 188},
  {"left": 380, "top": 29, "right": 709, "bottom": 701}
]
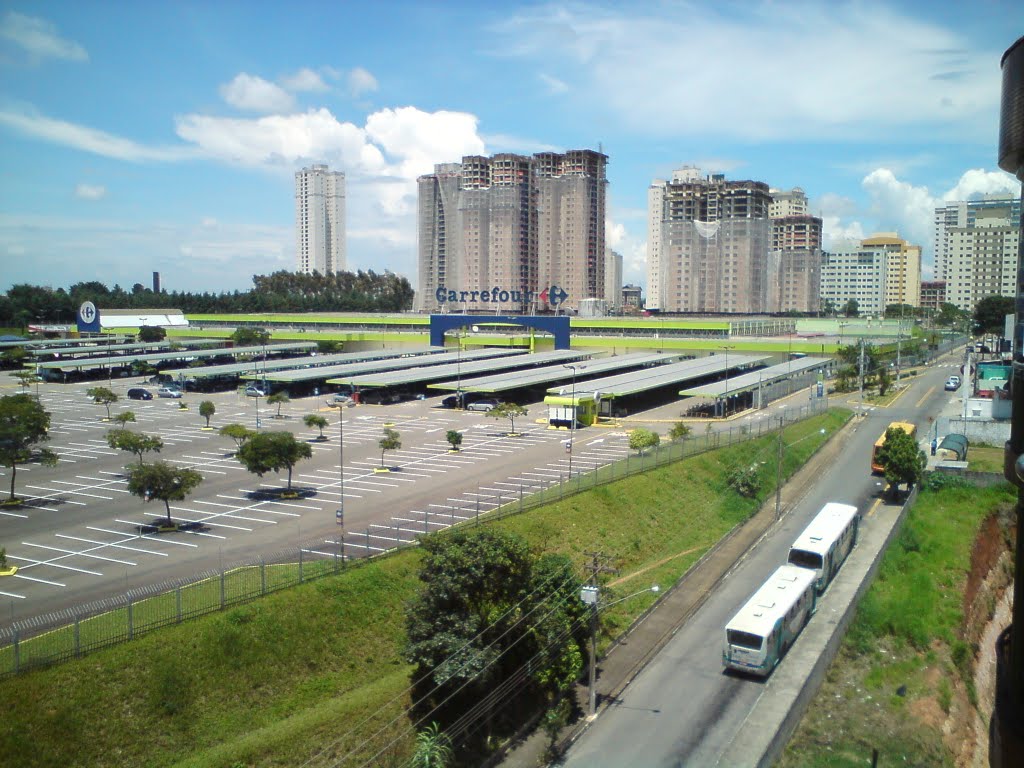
[
  {"left": 726, "top": 629, "right": 763, "bottom": 650},
  {"left": 788, "top": 549, "right": 823, "bottom": 569}
]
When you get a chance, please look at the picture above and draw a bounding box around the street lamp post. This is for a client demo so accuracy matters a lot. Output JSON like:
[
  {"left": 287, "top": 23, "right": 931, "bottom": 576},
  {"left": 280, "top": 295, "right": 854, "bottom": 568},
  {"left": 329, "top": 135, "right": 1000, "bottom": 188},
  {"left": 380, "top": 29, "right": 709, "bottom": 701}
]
[
  {"left": 722, "top": 345, "right": 736, "bottom": 418},
  {"left": 563, "top": 364, "right": 585, "bottom": 479},
  {"left": 331, "top": 398, "right": 353, "bottom": 560}
]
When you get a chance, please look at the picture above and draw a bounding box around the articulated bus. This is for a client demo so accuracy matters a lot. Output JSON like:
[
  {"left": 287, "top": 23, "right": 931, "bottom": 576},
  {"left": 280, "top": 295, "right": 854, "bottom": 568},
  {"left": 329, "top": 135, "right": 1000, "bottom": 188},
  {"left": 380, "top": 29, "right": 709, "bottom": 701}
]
[
  {"left": 722, "top": 565, "right": 818, "bottom": 677},
  {"left": 787, "top": 503, "right": 860, "bottom": 594},
  {"left": 870, "top": 421, "right": 917, "bottom": 474}
]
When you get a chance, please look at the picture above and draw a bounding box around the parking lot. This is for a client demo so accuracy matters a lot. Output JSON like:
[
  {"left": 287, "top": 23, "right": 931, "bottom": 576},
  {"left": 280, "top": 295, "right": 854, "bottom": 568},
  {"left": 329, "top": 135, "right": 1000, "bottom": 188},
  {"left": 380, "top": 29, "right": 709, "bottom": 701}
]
[{"left": 1, "top": 375, "right": 648, "bottom": 625}]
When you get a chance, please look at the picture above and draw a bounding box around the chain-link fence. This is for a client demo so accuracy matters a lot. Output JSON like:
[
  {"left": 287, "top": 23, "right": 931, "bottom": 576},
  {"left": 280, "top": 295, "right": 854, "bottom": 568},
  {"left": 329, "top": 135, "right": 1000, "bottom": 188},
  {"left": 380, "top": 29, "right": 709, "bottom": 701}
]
[{"left": 0, "top": 397, "right": 830, "bottom": 679}]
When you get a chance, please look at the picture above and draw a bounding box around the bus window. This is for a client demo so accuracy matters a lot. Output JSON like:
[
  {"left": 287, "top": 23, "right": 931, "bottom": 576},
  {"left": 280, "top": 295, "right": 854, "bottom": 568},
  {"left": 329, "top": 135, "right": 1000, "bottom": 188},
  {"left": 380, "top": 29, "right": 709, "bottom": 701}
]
[
  {"left": 788, "top": 549, "right": 823, "bottom": 570},
  {"left": 726, "top": 629, "right": 763, "bottom": 650}
]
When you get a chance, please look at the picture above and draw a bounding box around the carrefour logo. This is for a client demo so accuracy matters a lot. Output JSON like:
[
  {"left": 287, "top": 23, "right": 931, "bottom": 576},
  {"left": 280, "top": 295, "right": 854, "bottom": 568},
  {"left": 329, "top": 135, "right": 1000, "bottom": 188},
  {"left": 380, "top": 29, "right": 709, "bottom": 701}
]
[{"left": 435, "top": 285, "right": 568, "bottom": 307}]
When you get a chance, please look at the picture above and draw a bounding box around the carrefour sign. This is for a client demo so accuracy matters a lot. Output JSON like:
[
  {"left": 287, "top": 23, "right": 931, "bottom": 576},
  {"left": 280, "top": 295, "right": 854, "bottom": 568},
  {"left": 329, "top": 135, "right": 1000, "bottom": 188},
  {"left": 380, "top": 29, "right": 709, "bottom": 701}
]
[{"left": 434, "top": 284, "right": 569, "bottom": 307}]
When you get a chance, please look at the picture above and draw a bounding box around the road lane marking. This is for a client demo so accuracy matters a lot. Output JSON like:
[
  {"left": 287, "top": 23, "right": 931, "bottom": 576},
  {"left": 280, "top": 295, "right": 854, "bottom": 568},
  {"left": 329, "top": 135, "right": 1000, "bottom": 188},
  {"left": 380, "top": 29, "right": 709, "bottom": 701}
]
[
  {"left": 867, "top": 498, "right": 883, "bottom": 517},
  {"left": 915, "top": 385, "right": 936, "bottom": 408}
]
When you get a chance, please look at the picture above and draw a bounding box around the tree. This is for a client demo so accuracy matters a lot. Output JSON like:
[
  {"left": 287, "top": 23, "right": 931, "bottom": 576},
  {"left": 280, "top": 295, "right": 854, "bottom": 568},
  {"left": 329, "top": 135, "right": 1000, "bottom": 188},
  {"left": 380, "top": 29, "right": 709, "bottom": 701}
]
[
  {"left": 404, "top": 530, "right": 585, "bottom": 754},
  {"left": 112, "top": 411, "right": 136, "bottom": 427},
  {"left": 316, "top": 340, "right": 344, "bottom": 354},
  {"left": 445, "top": 430, "right": 463, "bottom": 452},
  {"left": 411, "top": 723, "right": 453, "bottom": 768},
  {"left": 231, "top": 326, "right": 271, "bottom": 347},
  {"left": 235, "top": 431, "right": 312, "bottom": 491},
  {"left": 820, "top": 298, "right": 837, "bottom": 317},
  {"left": 884, "top": 303, "right": 916, "bottom": 319},
  {"left": 267, "top": 391, "right": 289, "bottom": 418},
  {"left": 0, "top": 394, "right": 58, "bottom": 502},
  {"left": 10, "top": 369, "right": 34, "bottom": 393},
  {"left": 124, "top": 461, "right": 202, "bottom": 526},
  {"left": 842, "top": 298, "right": 859, "bottom": 317},
  {"left": 876, "top": 366, "right": 892, "bottom": 396},
  {"left": 198, "top": 400, "right": 216, "bottom": 428},
  {"left": 87, "top": 386, "right": 118, "bottom": 420},
  {"left": 668, "top": 422, "right": 691, "bottom": 442},
  {"left": 973, "top": 295, "right": 1015, "bottom": 335},
  {"left": 485, "top": 402, "right": 529, "bottom": 435},
  {"left": 875, "top": 426, "right": 927, "bottom": 498},
  {"left": 106, "top": 429, "right": 163, "bottom": 464},
  {"left": 628, "top": 428, "right": 660, "bottom": 454},
  {"left": 379, "top": 427, "right": 401, "bottom": 468},
  {"left": 137, "top": 325, "right": 166, "bottom": 343},
  {"left": 218, "top": 423, "right": 253, "bottom": 452},
  {"left": 303, "top": 413, "right": 328, "bottom": 440},
  {"left": 935, "top": 302, "right": 969, "bottom": 329},
  {"left": 1, "top": 346, "right": 27, "bottom": 368}
]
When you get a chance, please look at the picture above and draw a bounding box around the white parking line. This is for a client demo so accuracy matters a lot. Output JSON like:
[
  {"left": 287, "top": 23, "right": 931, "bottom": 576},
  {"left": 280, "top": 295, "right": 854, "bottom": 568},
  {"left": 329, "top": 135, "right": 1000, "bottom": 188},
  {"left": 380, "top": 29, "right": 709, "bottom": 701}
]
[
  {"left": 12, "top": 573, "right": 66, "bottom": 587},
  {"left": 56, "top": 534, "right": 168, "bottom": 556},
  {"left": 12, "top": 553, "right": 103, "bottom": 576},
  {"left": 88, "top": 526, "right": 199, "bottom": 548},
  {"left": 21, "top": 541, "right": 136, "bottom": 566},
  {"left": 0, "top": 589, "right": 25, "bottom": 599}
]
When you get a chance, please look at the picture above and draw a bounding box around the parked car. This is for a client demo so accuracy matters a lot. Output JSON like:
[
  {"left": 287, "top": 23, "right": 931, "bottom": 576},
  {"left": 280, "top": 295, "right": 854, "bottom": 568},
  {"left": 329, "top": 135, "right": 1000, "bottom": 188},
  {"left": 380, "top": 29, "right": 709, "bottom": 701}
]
[
  {"left": 441, "top": 395, "right": 462, "bottom": 409},
  {"left": 244, "top": 385, "right": 266, "bottom": 397},
  {"left": 944, "top": 376, "right": 961, "bottom": 391},
  {"left": 331, "top": 393, "right": 353, "bottom": 405},
  {"left": 127, "top": 387, "right": 153, "bottom": 401},
  {"left": 466, "top": 399, "right": 498, "bottom": 412},
  {"left": 157, "top": 386, "right": 182, "bottom": 398}
]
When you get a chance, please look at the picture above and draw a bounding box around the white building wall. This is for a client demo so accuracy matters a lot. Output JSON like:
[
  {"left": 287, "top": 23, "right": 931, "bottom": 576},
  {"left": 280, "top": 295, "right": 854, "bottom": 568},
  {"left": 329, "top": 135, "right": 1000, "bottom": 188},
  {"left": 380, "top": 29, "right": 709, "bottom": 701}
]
[
  {"left": 646, "top": 181, "right": 666, "bottom": 311},
  {"left": 295, "top": 164, "right": 346, "bottom": 275}
]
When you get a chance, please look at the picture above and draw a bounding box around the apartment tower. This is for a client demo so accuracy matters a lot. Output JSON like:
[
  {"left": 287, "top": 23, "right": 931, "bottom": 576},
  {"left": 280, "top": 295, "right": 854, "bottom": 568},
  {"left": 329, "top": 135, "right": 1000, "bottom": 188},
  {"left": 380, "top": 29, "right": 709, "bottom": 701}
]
[
  {"left": 769, "top": 187, "right": 822, "bottom": 313},
  {"left": 417, "top": 149, "right": 607, "bottom": 313},
  {"left": 295, "top": 164, "right": 346, "bottom": 275}
]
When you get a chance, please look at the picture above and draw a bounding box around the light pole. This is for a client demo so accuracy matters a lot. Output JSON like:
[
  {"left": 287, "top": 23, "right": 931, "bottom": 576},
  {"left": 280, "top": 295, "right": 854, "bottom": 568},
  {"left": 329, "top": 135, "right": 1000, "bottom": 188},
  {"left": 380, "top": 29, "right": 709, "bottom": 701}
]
[
  {"left": 581, "top": 583, "right": 660, "bottom": 717},
  {"left": 331, "top": 398, "right": 354, "bottom": 558},
  {"left": 563, "top": 364, "right": 585, "bottom": 478}
]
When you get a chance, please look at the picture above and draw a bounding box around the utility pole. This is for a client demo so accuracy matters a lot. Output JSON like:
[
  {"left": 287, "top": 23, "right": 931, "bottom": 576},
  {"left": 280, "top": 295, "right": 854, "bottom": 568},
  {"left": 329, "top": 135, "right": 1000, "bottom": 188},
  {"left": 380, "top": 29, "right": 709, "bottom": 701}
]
[
  {"left": 582, "top": 550, "right": 618, "bottom": 718},
  {"left": 775, "top": 415, "right": 785, "bottom": 520},
  {"left": 858, "top": 338, "right": 866, "bottom": 413}
]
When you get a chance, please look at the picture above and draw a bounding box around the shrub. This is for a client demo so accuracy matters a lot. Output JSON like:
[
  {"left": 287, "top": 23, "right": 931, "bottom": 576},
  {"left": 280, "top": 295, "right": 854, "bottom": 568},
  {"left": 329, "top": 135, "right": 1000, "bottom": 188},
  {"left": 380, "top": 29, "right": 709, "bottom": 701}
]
[{"left": 727, "top": 464, "right": 762, "bottom": 499}]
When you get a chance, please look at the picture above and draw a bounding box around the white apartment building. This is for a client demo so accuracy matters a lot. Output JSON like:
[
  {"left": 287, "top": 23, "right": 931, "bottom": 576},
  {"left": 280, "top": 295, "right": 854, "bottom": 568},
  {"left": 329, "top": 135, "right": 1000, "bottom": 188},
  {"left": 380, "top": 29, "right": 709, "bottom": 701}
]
[
  {"left": 768, "top": 187, "right": 810, "bottom": 218},
  {"left": 933, "top": 195, "right": 1020, "bottom": 311},
  {"left": 295, "top": 164, "right": 346, "bottom": 275},
  {"left": 820, "top": 233, "right": 921, "bottom": 316},
  {"left": 605, "top": 247, "right": 623, "bottom": 312}
]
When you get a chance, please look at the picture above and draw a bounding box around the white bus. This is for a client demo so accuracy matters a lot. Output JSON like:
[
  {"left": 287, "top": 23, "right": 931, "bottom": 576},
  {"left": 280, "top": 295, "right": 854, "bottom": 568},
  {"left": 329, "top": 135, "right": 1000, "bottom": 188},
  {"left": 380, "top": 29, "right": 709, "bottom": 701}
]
[
  {"left": 787, "top": 502, "right": 859, "bottom": 594},
  {"left": 722, "top": 565, "right": 818, "bottom": 676}
]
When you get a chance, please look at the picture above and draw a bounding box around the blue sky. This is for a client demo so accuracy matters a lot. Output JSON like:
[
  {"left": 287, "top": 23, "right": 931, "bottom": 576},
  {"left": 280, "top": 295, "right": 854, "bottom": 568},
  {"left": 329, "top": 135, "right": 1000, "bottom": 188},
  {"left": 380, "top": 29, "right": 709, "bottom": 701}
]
[{"left": 0, "top": 1, "right": 1021, "bottom": 297}]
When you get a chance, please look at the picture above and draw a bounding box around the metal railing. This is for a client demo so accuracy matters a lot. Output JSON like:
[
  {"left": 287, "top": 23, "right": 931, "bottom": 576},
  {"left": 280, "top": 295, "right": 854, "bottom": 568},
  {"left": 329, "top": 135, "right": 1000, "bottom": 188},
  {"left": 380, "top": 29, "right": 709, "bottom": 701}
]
[{"left": 0, "top": 398, "right": 830, "bottom": 679}]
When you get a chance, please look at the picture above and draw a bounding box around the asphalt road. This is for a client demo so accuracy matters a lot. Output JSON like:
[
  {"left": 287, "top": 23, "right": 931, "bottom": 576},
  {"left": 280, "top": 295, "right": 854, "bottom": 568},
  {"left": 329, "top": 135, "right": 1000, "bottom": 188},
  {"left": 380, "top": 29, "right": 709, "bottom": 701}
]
[
  {"left": 1, "top": 376, "right": 658, "bottom": 629},
  {"left": 560, "top": 359, "right": 963, "bottom": 767}
]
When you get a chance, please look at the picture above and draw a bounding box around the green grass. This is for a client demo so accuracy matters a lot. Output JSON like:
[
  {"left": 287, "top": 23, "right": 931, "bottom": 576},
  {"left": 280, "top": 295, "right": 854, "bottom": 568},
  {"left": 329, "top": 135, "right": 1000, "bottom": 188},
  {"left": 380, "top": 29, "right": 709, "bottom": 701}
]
[
  {"left": 0, "top": 409, "right": 849, "bottom": 768},
  {"left": 968, "top": 445, "right": 1003, "bottom": 473},
  {"left": 779, "top": 481, "right": 1016, "bottom": 768}
]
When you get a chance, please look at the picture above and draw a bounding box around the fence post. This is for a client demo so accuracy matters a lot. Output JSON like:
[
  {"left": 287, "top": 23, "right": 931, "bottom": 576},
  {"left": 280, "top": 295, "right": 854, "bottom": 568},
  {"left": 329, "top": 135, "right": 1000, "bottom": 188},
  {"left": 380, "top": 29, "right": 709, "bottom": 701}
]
[
  {"left": 176, "top": 586, "right": 182, "bottom": 623},
  {"left": 220, "top": 569, "right": 225, "bottom": 609},
  {"left": 127, "top": 596, "right": 134, "bottom": 641},
  {"left": 365, "top": 528, "right": 370, "bottom": 555},
  {"left": 519, "top": 477, "right": 524, "bottom": 511},
  {"left": 74, "top": 612, "right": 80, "bottom": 658},
  {"left": 298, "top": 545, "right": 304, "bottom": 583},
  {"left": 12, "top": 629, "right": 18, "bottom": 674},
  {"left": 260, "top": 557, "right": 266, "bottom": 595}
]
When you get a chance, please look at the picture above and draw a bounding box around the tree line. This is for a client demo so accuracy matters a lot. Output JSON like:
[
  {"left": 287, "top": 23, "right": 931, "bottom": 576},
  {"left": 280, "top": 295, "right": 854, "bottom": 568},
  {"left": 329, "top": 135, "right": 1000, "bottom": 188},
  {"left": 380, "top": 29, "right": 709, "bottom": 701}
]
[{"left": 0, "top": 270, "right": 415, "bottom": 328}]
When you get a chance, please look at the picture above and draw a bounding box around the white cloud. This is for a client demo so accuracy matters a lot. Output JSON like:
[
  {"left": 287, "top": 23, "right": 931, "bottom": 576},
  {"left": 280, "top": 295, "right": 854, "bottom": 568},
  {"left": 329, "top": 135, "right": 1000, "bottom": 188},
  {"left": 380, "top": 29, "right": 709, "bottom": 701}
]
[
  {"left": 74, "top": 183, "right": 106, "bottom": 200},
  {"left": 483, "top": 133, "right": 559, "bottom": 153},
  {"left": 280, "top": 68, "right": 329, "bottom": 92},
  {"left": 201, "top": 217, "right": 218, "bottom": 228},
  {"left": 493, "top": 3, "right": 1000, "bottom": 141},
  {"left": 605, "top": 219, "right": 625, "bottom": 249},
  {"left": 220, "top": 73, "right": 295, "bottom": 113},
  {"left": 942, "top": 168, "right": 1019, "bottom": 202},
  {"left": 0, "top": 107, "right": 192, "bottom": 161},
  {"left": 538, "top": 73, "right": 568, "bottom": 94},
  {"left": 365, "top": 106, "right": 485, "bottom": 178},
  {"left": 0, "top": 11, "right": 88, "bottom": 62},
  {"left": 348, "top": 67, "right": 379, "bottom": 96}
]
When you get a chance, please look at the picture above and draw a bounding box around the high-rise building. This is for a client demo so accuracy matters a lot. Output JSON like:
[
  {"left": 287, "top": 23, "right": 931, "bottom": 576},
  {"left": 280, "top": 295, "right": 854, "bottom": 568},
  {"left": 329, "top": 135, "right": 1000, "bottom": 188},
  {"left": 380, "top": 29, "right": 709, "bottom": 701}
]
[
  {"left": 417, "top": 149, "right": 607, "bottom": 313},
  {"left": 646, "top": 168, "right": 772, "bottom": 313},
  {"left": 920, "top": 280, "right": 947, "bottom": 313},
  {"left": 295, "top": 164, "right": 346, "bottom": 275},
  {"left": 769, "top": 188, "right": 822, "bottom": 313},
  {"left": 605, "top": 247, "right": 623, "bottom": 313},
  {"left": 933, "top": 195, "right": 1021, "bottom": 311},
  {"left": 820, "top": 233, "right": 922, "bottom": 316}
]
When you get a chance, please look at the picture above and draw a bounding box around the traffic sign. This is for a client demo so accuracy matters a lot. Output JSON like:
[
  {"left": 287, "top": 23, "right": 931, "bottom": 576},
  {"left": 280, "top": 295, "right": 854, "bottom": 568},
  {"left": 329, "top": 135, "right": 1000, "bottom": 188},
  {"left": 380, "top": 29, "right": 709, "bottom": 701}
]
[
  {"left": 77, "top": 301, "right": 100, "bottom": 333},
  {"left": 336, "top": 507, "right": 344, "bottom": 526}
]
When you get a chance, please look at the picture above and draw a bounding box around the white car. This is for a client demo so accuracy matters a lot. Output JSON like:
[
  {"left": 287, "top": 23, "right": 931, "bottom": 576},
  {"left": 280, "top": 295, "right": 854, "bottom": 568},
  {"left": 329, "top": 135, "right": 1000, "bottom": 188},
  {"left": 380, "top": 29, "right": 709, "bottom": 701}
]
[
  {"left": 245, "top": 386, "right": 266, "bottom": 397},
  {"left": 466, "top": 399, "right": 498, "bottom": 412},
  {"left": 157, "top": 386, "right": 182, "bottom": 398}
]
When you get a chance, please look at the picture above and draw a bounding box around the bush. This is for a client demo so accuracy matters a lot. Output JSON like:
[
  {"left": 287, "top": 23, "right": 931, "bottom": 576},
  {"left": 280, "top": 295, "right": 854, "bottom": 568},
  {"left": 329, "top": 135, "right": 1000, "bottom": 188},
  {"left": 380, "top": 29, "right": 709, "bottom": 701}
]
[
  {"left": 922, "top": 472, "right": 974, "bottom": 492},
  {"left": 727, "top": 464, "right": 762, "bottom": 498}
]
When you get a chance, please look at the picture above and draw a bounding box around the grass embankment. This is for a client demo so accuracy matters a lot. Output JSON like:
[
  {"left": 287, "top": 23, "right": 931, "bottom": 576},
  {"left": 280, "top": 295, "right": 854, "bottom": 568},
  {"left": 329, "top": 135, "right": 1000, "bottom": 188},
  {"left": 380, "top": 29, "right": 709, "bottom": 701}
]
[
  {"left": 968, "top": 445, "right": 1003, "bottom": 474},
  {"left": 780, "top": 480, "right": 1016, "bottom": 768},
  {"left": 0, "top": 409, "right": 849, "bottom": 768}
]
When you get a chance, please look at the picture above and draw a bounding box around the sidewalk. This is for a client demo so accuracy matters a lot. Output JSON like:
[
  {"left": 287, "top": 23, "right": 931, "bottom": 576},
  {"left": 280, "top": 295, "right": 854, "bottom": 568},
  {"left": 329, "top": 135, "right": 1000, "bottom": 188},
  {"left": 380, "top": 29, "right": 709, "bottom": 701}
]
[{"left": 498, "top": 412, "right": 858, "bottom": 767}]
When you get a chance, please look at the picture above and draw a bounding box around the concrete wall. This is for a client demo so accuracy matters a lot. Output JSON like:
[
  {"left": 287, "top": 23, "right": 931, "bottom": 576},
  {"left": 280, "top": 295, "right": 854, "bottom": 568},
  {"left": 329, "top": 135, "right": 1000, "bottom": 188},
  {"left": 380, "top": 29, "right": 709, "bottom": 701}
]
[{"left": 948, "top": 418, "right": 1010, "bottom": 445}]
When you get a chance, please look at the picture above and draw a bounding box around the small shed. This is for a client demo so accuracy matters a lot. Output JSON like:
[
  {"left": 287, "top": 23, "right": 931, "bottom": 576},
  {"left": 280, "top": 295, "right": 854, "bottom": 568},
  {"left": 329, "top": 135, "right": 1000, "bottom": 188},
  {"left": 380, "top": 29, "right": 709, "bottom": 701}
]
[{"left": 937, "top": 433, "right": 969, "bottom": 461}]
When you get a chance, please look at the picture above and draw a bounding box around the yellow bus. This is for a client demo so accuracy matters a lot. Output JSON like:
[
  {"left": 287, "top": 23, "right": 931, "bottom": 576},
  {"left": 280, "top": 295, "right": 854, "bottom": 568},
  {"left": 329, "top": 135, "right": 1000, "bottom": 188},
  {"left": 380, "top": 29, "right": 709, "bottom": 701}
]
[{"left": 871, "top": 421, "right": 917, "bottom": 474}]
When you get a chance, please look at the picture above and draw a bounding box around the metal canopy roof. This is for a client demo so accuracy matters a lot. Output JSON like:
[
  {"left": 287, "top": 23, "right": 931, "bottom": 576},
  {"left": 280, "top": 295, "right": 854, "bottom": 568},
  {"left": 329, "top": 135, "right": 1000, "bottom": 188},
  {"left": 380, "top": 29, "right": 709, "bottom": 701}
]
[
  {"left": 544, "top": 354, "right": 769, "bottom": 398},
  {"left": 428, "top": 352, "right": 682, "bottom": 394},
  {"left": 335, "top": 349, "right": 590, "bottom": 388},
  {"left": 161, "top": 346, "right": 445, "bottom": 379},
  {"left": 259, "top": 348, "right": 523, "bottom": 384},
  {"left": 31, "top": 339, "right": 223, "bottom": 357},
  {"left": 678, "top": 357, "right": 831, "bottom": 397},
  {"left": 0, "top": 336, "right": 132, "bottom": 350},
  {"left": 36, "top": 342, "right": 318, "bottom": 370}
]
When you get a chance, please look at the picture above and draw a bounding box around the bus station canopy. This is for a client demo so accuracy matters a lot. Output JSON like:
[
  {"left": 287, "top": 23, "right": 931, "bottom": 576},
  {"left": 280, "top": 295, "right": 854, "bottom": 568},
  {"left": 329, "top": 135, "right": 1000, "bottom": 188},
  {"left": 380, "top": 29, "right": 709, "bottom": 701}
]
[
  {"left": 161, "top": 346, "right": 444, "bottom": 380},
  {"left": 429, "top": 352, "right": 683, "bottom": 394},
  {"left": 335, "top": 350, "right": 591, "bottom": 389},
  {"left": 0, "top": 336, "right": 132, "bottom": 350},
  {"left": 677, "top": 357, "right": 831, "bottom": 397},
  {"left": 544, "top": 355, "right": 769, "bottom": 398},
  {"left": 36, "top": 342, "right": 318, "bottom": 371},
  {"left": 31, "top": 339, "right": 223, "bottom": 358},
  {"left": 258, "top": 348, "right": 523, "bottom": 384}
]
